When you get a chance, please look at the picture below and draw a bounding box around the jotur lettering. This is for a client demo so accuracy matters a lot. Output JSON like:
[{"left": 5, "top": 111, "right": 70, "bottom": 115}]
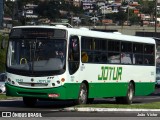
[{"left": 98, "top": 66, "right": 123, "bottom": 80}]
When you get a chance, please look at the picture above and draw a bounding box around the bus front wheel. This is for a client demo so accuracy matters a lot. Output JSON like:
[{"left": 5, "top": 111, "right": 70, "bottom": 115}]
[
  {"left": 87, "top": 98, "right": 94, "bottom": 104},
  {"left": 74, "top": 83, "right": 88, "bottom": 105},
  {"left": 23, "top": 97, "right": 37, "bottom": 107}
]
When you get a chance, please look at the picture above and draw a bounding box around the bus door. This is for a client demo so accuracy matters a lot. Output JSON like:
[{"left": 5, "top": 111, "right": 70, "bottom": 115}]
[{"left": 68, "top": 35, "right": 80, "bottom": 75}]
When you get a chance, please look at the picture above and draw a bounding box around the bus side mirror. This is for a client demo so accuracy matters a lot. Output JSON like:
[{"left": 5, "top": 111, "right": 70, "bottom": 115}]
[{"left": 1, "top": 38, "right": 6, "bottom": 49}]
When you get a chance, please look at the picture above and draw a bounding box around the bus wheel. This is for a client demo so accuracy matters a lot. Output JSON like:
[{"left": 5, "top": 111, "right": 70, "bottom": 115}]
[
  {"left": 75, "top": 83, "right": 88, "bottom": 105},
  {"left": 115, "top": 97, "right": 124, "bottom": 104},
  {"left": 23, "top": 97, "right": 37, "bottom": 107},
  {"left": 87, "top": 98, "right": 94, "bottom": 104},
  {"left": 124, "top": 82, "right": 134, "bottom": 104}
]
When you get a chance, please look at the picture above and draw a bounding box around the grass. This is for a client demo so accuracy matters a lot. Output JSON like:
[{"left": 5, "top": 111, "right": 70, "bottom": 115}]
[
  {"left": 76, "top": 102, "right": 160, "bottom": 109},
  {"left": 0, "top": 94, "right": 20, "bottom": 100}
]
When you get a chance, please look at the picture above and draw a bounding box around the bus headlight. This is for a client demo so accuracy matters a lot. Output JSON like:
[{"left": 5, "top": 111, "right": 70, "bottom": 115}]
[
  {"left": 12, "top": 81, "right": 15, "bottom": 85},
  {"left": 8, "top": 78, "right": 11, "bottom": 83},
  {"left": 57, "top": 80, "right": 60, "bottom": 84}
]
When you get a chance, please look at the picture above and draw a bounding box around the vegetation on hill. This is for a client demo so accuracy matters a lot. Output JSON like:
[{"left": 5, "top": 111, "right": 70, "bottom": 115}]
[
  {"left": 4, "top": 0, "right": 156, "bottom": 26},
  {"left": 0, "top": 33, "right": 8, "bottom": 72}
]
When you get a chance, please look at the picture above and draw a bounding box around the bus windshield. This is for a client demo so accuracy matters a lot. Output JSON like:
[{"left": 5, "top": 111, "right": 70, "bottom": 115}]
[{"left": 7, "top": 38, "right": 66, "bottom": 75}]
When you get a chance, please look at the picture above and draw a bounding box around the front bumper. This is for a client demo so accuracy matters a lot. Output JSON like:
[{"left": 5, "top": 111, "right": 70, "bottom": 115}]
[{"left": 5, "top": 83, "right": 66, "bottom": 99}]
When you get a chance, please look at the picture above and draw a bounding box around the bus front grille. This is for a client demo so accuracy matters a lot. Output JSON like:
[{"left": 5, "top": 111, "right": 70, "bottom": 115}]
[
  {"left": 18, "top": 92, "right": 46, "bottom": 96},
  {"left": 18, "top": 82, "right": 48, "bottom": 87}
]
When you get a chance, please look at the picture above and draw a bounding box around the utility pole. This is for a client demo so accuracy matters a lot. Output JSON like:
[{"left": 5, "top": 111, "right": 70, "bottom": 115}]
[
  {"left": 70, "top": 13, "right": 73, "bottom": 26},
  {"left": 0, "top": 0, "right": 4, "bottom": 28},
  {"left": 103, "top": 5, "right": 105, "bottom": 24},
  {"left": 127, "top": 6, "right": 129, "bottom": 26},
  {"left": 155, "top": 0, "right": 157, "bottom": 37}
]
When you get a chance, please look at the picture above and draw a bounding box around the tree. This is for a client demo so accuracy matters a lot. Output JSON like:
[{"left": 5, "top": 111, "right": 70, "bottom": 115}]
[
  {"left": 116, "top": 11, "right": 127, "bottom": 25},
  {"left": 38, "top": 1, "right": 61, "bottom": 20},
  {"left": 4, "top": 1, "right": 14, "bottom": 17},
  {"left": 129, "top": 13, "right": 139, "bottom": 25},
  {"left": 139, "top": 0, "right": 155, "bottom": 19},
  {"left": 0, "top": 34, "right": 8, "bottom": 72}
]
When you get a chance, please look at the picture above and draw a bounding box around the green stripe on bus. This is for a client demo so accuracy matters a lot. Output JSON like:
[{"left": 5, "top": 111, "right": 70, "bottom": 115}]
[{"left": 6, "top": 82, "right": 155, "bottom": 99}]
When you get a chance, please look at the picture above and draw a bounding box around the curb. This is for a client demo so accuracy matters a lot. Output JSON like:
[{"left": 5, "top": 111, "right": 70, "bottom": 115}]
[{"left": 63, "top": 107, "right": 160, "bottom": 112}]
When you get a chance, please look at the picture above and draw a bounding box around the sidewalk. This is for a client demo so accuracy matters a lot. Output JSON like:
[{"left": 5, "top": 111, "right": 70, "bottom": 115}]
[{"left": 63, "top": 107, "right": 160, "bottom": 112}]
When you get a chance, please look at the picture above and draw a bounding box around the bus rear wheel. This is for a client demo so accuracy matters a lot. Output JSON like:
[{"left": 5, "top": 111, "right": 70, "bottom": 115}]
[
  {"left": 124, "top": 82, "right": 134, "bottom": 104},
  {"left": 74, "top": 83, "right": 88, "bottom": 105},
  {"left": 116, "top": 82, "right": 134, "bottom": 104},
  {"left": 23, "top": 97, "right": 37, "bottom": 107}
]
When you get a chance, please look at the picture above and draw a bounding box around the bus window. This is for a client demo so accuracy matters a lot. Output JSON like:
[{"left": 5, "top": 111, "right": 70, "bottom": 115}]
[
  {"left": 135, "top": 54, "right": 143, "bottom": 64},
  {"left": 121, "top": 42, "right": 132, "bottom": 64},
  {"left": 68, "top": 36, "right": 80, "bottom": 75},
  {"left": 108, "top": 40, "right": 120, "bottom": 63},
  {"left": 133, "top": 43, "right": 143, "bottom": 65},
  {"left": 108, "top": 52, "right": 120, "bottom": 63},
  {"left": 144, "top": 44, "right": 154, "bottom": 55},
  {"left": 108, "top": 40, "right": 120, "bottom": 52},
  {"left": 144, "top": 44, "right": 155, "bottom": 65},
  {"left": 121, "top": 53, "right": 132, "bottom": 64},
  {"left": 81, "top": 52, "right": 88, "bottom": 62}
]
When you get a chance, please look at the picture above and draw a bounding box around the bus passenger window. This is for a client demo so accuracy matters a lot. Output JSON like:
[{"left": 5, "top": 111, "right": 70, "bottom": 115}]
[
  {"left": 81, "top": 52, "right": 88, "bottom": 63},
  {"left": 144, "top": 58, "right": 149, "bottom": 64},
  {"left": 121, "top": 53, "right": 132, "bottom": 64},
  {"left": 135, "top": 55, "right": 143, "bottom": 64},
  {"left": 108, "top": 53, "right": 120, "bottom": 63}
]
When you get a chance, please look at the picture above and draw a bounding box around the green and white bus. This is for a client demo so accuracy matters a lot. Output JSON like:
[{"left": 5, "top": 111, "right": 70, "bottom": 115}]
[{"left": 5, "top": 25, "right": 156, "bottom": 107}]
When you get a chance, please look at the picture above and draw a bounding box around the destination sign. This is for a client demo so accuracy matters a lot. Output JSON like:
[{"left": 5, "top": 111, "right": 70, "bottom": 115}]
[{"left": 10, "top": 28, "right": 66, "bottom": 39}]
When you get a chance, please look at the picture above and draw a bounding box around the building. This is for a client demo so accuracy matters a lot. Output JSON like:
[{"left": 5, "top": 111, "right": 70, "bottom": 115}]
[
  {"left": 73, "top": 0, "right": 81, "bottom": 7},
  {"left": 82, "top": 0, "right": 96, "bottom": 11},
  {"left": 0, "top": 0, "right": 4, "bottom": 28},
  {"left": 23, "top": 4, "right": 38, "bottom": 25}
]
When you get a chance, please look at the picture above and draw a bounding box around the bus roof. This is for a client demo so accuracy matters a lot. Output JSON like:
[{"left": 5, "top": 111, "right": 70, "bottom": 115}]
[{"left": 12, "top": 25, "right": 155, "bottom": 44}]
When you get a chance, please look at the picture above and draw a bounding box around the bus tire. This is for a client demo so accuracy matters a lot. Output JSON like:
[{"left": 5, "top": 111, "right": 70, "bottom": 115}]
[
  {"left": 115, "top": 97, "right": 124, "bottom": 104},
  {"left": 74, "top": 83, "right": 88, "bottom": 105},
  {"left": 87, "top": 98, "right": 94, "bottom": 104},
  {"left": 124, "top": 82, "right": 134, "bottom": 104},
  {"left": 23, "top": 97, "right": 37, "bottom": 107}
]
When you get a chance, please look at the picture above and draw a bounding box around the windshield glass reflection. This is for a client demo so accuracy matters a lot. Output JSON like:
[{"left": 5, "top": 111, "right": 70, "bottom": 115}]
[{"left": 7, "top": 38, "right": 66, "bottom": 72}]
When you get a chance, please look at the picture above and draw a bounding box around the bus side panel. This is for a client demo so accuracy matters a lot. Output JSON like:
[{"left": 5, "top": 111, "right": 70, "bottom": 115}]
[
  {"left": 88, "top": 82, "right": 155, "bottom": 98},
  {"left": 65, "top": 83, "right": 80, "bottom": 99},
  {"left": 134, "top": 82, "right": 155, "bottom": 96},
  {"left": 88, "top": 82, "right": 128, "bottom": 98}
]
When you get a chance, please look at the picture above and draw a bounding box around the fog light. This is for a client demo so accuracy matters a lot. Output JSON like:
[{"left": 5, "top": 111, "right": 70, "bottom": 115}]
[
  {"left": 12, "top": 81, "right": 15, "bottom": 84},
  {"left": 48, "top": 94, "right": 59, "bottom": 98},
  {"left": 52, "top": 83, "right": 55, "bottom": 86},
  {"left": 57, "top": 80, "right": 60, "bottom": 84},
  {"left": 8, "top": 78, "right": 11, "bottom": 82}
]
